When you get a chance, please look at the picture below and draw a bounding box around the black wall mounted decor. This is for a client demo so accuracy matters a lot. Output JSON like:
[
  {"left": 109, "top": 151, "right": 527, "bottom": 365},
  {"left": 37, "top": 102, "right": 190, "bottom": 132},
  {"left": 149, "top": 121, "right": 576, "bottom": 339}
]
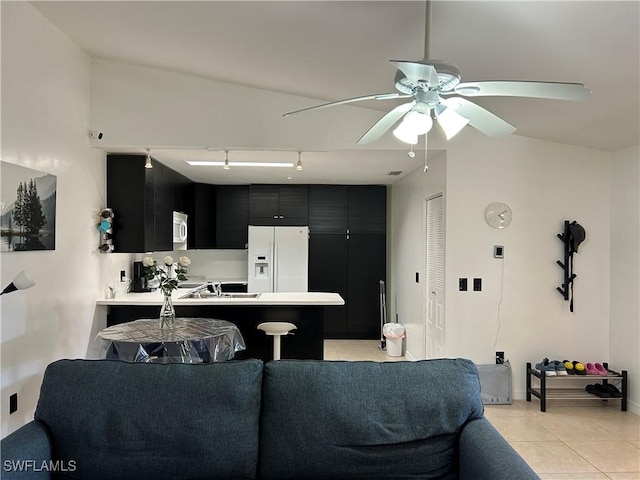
[{"left": 556, "top": 220, "right": 586, "bottom": 312}]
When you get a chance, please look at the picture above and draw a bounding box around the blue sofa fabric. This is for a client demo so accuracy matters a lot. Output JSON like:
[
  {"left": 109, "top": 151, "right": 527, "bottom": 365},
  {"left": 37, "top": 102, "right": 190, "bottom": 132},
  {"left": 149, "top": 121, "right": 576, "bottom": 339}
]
[
  {"left": 259, "top": 359, "right": 484, "bottom": 480},
  {"left": 1, "top": 357, "right": 539, "bottom": 479},
  {"left": 33, "top": 359, "right": 263, "bottom": 480}
]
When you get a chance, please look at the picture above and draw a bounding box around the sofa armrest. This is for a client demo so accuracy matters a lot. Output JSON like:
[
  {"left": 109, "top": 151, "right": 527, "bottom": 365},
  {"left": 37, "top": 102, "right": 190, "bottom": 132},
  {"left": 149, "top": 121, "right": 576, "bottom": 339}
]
[
  {"left": 459, "top": 417, "right": 539, "bottom": 480},
  {"left": 1, "top": 420, "right": 53, "bottom": 479}
]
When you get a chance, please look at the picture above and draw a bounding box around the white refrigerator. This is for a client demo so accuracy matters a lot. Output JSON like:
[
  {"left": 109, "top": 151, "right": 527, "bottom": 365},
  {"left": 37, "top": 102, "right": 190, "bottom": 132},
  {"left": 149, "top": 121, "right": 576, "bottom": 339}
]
[{"left": 247, "top": 226, "right": 309, "bottom": 293}]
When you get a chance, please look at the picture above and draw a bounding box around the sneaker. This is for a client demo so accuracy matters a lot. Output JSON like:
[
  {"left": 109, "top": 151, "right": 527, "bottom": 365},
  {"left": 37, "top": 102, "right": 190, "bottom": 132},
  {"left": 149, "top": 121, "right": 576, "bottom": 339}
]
[
  {"left": 535, "top": 358, "right": 557, "bottom": 376},
  {"left": 551, "top": 360, "right": 568, "bottom": 375}
]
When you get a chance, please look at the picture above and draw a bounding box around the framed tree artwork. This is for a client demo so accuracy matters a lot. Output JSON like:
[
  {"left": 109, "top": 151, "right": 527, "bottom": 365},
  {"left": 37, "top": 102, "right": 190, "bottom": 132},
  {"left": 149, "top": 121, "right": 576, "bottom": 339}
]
[{"left": 1, "top": 161, "right": 57, "bottom": 251}]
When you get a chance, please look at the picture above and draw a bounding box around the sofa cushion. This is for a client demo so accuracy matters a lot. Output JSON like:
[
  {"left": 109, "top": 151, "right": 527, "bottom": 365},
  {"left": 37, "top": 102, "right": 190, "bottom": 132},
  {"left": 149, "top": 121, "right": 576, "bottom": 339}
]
[
  {"left": 34, "top": 359, "right": 263, "bottom": 480},
  {"left": 259, "top": 358, "right": 483, "bottom": 480}
]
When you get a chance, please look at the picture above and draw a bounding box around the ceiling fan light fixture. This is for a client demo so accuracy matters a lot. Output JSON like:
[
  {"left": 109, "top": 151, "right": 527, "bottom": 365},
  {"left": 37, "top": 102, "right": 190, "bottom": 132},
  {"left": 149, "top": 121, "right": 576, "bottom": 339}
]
[
  {"left": 392, "top": 122, "right": 419, "bottom": 145},
  {"left": 436, "top": 105, "right": 470, "bottom": 140}
]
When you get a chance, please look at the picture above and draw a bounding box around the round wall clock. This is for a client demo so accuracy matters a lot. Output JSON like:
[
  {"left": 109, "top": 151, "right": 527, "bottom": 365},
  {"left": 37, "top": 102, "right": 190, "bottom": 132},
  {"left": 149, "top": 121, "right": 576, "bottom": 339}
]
[{"left": 485, "top": 202, "right": 512, "bottom": 229}]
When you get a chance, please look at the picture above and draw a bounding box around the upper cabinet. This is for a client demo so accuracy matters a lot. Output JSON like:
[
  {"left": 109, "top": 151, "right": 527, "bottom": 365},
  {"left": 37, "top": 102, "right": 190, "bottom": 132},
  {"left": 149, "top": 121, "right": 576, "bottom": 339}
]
[
  {"left": 107, "top": 154, "right": 190, "bottom": 253},
  {"left": 308, "top": 185, "right": 387, "bottom": 234},
  {"left": 249, "top": 184, "right": 308, "bottom": 226},
  {"left": 216, "top": 185, "right": 249, "bottom": 249},
  {"left": 309, "top": 185, "right": 348, "bottom": 234},
  {"left": 347, "top": 186, "right": 387, "bottom": 234}
]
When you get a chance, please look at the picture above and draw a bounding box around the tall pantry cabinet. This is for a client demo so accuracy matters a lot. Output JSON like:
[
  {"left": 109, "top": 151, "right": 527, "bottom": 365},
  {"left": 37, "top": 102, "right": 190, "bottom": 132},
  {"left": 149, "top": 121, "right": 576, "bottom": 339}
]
[{"left": 308, "top": 185, "right": 387, "bottom": 339}]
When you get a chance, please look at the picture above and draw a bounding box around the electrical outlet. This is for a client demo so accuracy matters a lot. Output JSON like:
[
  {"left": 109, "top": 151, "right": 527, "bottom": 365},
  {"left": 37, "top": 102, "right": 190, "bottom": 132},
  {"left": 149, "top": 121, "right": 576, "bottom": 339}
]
[
  {"left": 494, "top": 245, "right": 504, "bottom": 258},
  {"left": 496, "top": 351, "right": 505, "bottom": 364},
  {"left": 120, "top": 270, "right": 126, "bottom": 281},
  {"left": 9, "top": 393, "right": 17, "bottom": 414},
  {"left": 473, "top": 278, "right": 482, "bottom": 291},
  {"left": 459, "top": 278, "right": 468, "bottom": 291}
]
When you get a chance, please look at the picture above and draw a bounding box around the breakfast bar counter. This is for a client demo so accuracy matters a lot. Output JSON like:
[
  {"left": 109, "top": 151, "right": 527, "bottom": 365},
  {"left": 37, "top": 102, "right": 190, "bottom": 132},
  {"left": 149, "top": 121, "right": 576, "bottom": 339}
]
[{"left": 97, "top": 291, "right": 344, "bottom": 362}]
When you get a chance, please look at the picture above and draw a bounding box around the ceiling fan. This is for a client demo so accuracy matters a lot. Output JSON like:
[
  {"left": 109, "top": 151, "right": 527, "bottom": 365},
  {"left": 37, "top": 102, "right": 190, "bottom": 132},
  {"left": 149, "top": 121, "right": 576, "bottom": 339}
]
[{"left": 283, "top": 1, "right": 591, "bottom": 145}]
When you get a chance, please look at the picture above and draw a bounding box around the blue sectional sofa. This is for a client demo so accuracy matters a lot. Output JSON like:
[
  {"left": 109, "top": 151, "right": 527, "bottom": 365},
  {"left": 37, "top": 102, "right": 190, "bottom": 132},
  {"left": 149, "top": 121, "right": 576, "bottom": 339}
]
[{"left": 1, "top": 358, "right": 539, "bottom": 479}]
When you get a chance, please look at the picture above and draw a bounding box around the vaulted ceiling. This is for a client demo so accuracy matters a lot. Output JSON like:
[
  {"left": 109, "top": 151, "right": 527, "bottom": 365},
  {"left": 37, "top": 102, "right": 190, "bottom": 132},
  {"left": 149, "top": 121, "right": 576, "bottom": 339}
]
[{"left": 32, "top": 1, "right": 639, "bottom": 183}]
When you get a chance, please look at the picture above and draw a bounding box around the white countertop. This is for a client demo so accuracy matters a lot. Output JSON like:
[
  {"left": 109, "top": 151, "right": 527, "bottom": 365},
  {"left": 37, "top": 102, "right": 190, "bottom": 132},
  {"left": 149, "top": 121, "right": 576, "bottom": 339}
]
[{"left": 97, "top": 290, "right": 345, "bottom": 306}]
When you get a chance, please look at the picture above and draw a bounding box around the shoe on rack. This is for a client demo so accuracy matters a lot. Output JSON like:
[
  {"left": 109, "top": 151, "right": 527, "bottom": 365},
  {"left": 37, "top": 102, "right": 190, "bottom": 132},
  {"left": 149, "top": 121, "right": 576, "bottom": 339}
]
[
  {"left": 551, "top": 360, "right": 568, "bottom": 375},
  {"left": 586, "top": 384, "right": 611, "bottom": 398},
  {"left": 602, "top": 383, "right": 623, "bottom": 398},
  {"left": 535, "top": 358, "right": 557, "bottom": 376},
  {"left": 594, "top": 363, "right": 608, "bottom": 375},
  {"left": 573, "top": 361, "right": 587, "bottom": 375},
  {"left": 563, "top": 360, "right": 576, "bottom": 375},
  {"left": 585, "top": 362, "right": 599, "bottom": 375}
]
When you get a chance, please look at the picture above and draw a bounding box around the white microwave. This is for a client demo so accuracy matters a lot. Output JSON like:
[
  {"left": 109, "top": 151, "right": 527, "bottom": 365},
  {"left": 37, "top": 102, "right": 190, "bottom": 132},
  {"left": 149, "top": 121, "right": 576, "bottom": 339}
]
[{"left": 172, "top": 211, "right": 188, "bottom": 249}]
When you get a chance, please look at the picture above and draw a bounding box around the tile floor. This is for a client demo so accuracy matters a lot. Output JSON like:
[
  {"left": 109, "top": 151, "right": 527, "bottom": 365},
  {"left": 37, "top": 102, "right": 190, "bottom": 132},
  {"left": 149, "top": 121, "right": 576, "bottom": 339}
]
[{"left": 325, "top": 339, "right": 640, "bottom": 479}]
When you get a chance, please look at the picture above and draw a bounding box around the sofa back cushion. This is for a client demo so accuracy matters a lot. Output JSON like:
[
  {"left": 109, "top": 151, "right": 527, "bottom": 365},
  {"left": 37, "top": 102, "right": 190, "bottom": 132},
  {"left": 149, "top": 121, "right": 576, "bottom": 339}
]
[
  {"left": 35, "top": 359, "right": 263, "bottom": 480},
  {"left": 259, "top": 358, "right": 483, "bottom": 480}
]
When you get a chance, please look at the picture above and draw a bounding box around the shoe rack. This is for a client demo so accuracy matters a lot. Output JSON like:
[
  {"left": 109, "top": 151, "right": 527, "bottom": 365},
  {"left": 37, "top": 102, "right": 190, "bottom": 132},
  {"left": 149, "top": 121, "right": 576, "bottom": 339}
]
[{"left": 526, "top": 362, "right": 628, "bottom": 412}]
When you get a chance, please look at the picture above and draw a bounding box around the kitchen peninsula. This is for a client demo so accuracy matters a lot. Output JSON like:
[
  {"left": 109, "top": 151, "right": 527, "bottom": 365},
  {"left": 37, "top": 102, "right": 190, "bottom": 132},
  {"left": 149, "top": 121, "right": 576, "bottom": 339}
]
[{"left": 97, "top": 291, "right": 344, "bottom": 362}]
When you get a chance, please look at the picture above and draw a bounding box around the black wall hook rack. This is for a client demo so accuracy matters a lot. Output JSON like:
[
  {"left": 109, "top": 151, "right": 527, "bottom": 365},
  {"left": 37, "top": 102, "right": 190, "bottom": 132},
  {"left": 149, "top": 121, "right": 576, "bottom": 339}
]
[{"left": 556, "top": 220, "right": 575, "bottom": 301}]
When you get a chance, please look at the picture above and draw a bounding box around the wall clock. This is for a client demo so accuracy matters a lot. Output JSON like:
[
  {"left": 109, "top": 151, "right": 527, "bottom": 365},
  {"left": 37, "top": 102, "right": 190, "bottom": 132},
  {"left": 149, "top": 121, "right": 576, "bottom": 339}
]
[{"left": 485, "top": 202, "right": 512, "bottom": 229}]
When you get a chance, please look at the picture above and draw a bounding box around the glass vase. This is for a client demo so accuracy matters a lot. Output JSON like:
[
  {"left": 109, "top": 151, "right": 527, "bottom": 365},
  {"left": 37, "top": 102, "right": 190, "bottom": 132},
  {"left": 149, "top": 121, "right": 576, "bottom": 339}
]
[{"left": 159, "top": 289, "right": 176, "bottom": 329}]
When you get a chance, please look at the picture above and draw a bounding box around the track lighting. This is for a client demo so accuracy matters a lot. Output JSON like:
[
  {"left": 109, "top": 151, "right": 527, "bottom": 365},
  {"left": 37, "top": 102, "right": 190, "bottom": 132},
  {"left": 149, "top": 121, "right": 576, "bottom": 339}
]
[
  {"left": 144, "top": 149, "right": 153, "bottom": 169},
  {"left": 223, "top": 150, "right": 230, "bottom": 170},
  {"left": 296, "top": 152, "right": 303, "bottom": 171}
]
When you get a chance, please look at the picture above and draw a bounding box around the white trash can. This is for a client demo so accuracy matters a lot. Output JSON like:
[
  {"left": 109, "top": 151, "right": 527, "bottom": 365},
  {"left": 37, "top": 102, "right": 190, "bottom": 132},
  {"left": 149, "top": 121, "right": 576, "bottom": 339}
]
[{"left": 383, "top": 323, "right": 405, "bottom": 357}]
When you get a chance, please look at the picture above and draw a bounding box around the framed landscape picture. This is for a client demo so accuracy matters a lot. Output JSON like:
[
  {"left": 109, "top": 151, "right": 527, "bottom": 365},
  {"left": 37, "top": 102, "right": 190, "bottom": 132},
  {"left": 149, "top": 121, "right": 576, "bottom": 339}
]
[{"left": 1, "top": 161, "right": 57, "bottom": 251}]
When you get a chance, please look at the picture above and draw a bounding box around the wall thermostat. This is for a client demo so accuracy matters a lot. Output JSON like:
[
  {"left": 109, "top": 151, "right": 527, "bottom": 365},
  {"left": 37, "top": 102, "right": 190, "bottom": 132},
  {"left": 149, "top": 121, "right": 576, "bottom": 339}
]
[{"left": 494, "top": 245, "right": 504, "bottom": 258}]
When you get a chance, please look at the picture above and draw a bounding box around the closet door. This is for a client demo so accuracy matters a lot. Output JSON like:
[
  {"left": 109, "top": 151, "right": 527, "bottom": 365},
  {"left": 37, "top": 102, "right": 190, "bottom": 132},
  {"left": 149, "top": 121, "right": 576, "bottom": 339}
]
[{"left": 425, "top": 194, "right": 445, "bottom": 358}]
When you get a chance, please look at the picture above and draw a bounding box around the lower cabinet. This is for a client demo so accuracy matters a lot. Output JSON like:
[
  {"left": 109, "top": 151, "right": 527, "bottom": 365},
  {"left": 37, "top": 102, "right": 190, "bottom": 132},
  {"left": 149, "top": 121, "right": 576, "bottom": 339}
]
[{"left": 309, "top": 233, "right": 386, "bottom": 339}]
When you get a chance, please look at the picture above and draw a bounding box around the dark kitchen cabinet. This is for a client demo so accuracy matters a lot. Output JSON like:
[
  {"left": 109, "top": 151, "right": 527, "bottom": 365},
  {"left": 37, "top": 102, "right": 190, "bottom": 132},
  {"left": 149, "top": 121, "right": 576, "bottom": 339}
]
[
  {"left": 309, "top": 234, "right": 348, "bottom": 336},
  {"left": 309, "top": 233, "right": 386, "bottom": 339},
  {"left": 348, "top": 186, "right": 387, "bottom": 234},
  {"left": 309, "top": 185, "right": 348, "bottom": 234},
  {"left": 346, "top": 234, "right": 386, "bottom": 338},
  {"left": 249, "top": 184, "right": 308, "bottom": 225},
  {"left": 216, "top": 185, "right": 249, "bottom": 249},
  {"left": 107, "top": 154, "right": 175, "bottom": 252},
  {"left": 189, "top": 183, "right": 217, "bottom": 250},
  {"left": 308, "top": 185, "right": 387, "bottom": 338}
]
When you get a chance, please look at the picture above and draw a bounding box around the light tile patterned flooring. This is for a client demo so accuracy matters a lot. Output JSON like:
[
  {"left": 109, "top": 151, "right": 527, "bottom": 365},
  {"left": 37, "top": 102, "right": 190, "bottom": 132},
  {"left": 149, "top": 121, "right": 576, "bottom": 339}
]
[{"left": 325, "top": 340, "right": 640, "bottom": 479}]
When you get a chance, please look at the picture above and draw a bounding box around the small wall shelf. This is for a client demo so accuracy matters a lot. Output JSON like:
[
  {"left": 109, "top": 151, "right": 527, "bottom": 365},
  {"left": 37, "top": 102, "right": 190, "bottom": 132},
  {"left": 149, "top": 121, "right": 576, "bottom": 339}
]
[{"left": 526, "top": 362, "right": 628, "bottom": 412}]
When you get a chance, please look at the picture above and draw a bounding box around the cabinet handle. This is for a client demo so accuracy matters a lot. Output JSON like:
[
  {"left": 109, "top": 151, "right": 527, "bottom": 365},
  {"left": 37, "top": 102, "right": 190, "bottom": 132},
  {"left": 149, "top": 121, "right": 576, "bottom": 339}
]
[
  {"left": 279, "top": 215, "right": 284, "bottom": 219},
  {"left": 273, "top": 215, "right": 278, "bottom": 219}
]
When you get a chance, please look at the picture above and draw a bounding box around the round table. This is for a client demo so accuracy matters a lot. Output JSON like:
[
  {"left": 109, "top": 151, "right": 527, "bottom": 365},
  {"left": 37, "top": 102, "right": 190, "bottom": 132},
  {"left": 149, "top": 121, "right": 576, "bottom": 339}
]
[{"left": 97, "top": 318, "right": 246, "bottom": 363}]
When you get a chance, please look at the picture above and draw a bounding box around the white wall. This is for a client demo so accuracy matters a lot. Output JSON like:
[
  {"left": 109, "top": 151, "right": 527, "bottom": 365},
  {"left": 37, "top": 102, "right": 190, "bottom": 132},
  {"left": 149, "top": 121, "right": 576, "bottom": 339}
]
[
  {"left": 90, "top": 59, "right": 445, "bottom": 153},
  {"left": 0, "top": 3, "right": 135, "bottom": 436},
  {"left": 610, "top": 144, "right": 640, "bottom": 413},
  {"left": 391, "top": 129, "right": 612, "bottom": 400},
  {"left": 389, "top": 151, "right": 446, "bottom": 359}
]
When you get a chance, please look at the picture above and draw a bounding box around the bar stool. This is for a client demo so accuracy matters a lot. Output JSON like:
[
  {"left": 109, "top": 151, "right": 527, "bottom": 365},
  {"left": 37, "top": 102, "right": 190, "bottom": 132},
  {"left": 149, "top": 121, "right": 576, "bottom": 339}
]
[{"left": 257, "top": 322, "right": 297, "bottom": 360}]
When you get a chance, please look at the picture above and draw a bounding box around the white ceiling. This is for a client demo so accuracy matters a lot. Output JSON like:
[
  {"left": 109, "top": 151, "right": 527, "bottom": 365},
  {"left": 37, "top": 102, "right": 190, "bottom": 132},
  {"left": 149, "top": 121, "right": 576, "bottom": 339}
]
[{"left": 32, "top": 1, "right": 639, "bottom": 184}]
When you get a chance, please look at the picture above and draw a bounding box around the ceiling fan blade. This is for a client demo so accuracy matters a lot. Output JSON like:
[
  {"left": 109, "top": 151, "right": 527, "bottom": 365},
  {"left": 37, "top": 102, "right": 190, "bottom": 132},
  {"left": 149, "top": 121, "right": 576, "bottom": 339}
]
[
  {"left": 283, "top": 92, "right": 412, "bottom": 117},
  {"left": 390, "top": 60, "right": 439, "bottom": 88},
  {"left": 357, "top": 102, "right": 415, "bottom": 144},
  {"left": 446, "top": 97, "right": 516, "bottom": 137},
  {"left": 454, "top": 81, "right": 591, "bottom": 101}
]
